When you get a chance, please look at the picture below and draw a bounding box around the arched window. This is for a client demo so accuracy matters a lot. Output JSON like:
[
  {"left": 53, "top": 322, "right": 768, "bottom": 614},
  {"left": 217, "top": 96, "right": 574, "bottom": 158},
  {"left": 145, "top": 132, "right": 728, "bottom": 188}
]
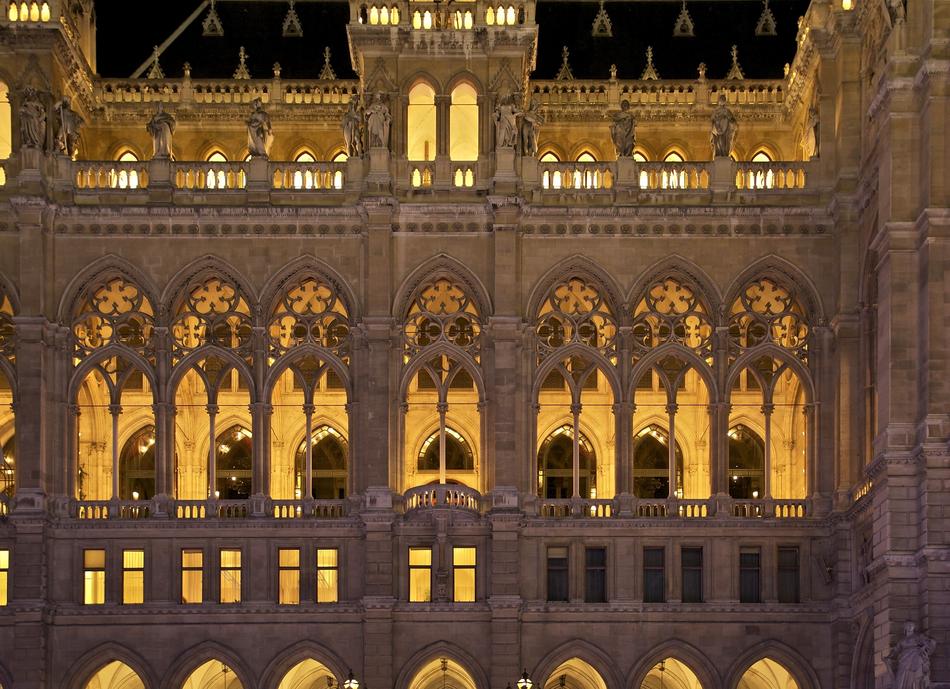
[
  {"left": 332, "top": 151, "right": 348, "bottom": 162},
  {"left": 662, "top": 150, "right": 687, "bottom": 189},
  {"left": 418, "top": 426, "right": 473, "bottom": 472},
  {"left": 535, "top": 276, "right": 618, "bottom": 361},
  {"left": 206, "top": 150, "right": 228, "bottom": 162},
  {"left": 294, "top": 425, "right": 347, "bottom": 499},
  {"left": 215, "top": 424, "right": 252, "bottom": 499},
  {"left": 450, "top": 82, "right": 479, "bottom": 161},
  {"left": 577, "top": 151, "right": 596, "bottom": 162},
  {"left": 538, "top": 424, "right": 596, "bottom": 499},
  {"left": 408, "top": 82, "right": 436, "bottom": 162},
  {"left": 543, "top": 658, "right": 609, "bottom": 689},
  {"left": 182, "top": 660, "right": 245, "bottom": 689},
  {"left": 119, "top": 425, "right": 155, "bottom": 500},
  {"left": 737, "top": 659, "right": 800, "bottom": 689},
  {"left": 752, "top": 150, "right": 772, "bottom": 162},
  {"left": 72, "top": 275, "right": 155, "bottom": 359},
  {"left": 171, "top": 274, "right": 252, "bottom": 359},
  {"left": 633, "top": 151, "right": 647, "bottom": 162},
  {"left": 728, "top": 424, "right": 765, "bottom": 499},
  {"left": 539, "top": 151, "right": 559, "bottom": 162},
  {"left": 664, "top": 151, "right": 685, "bottom": 162},
  {"left": 728, "top": 276, "right": 809, "bottom": 361},
  {"left": 294, "top": 150, "right": 316, "bottom": 162},
  {"left": 82, "top": 661, "right": 146, "bottom": 689},
  {"left": 640, "top": 659, "right": 704, "bottom": 689},
  {"left": 633, "top": 425, "right": 684, "bottom": 498},
  {"left": 632, "top": 275, "right": 713, "bottom": 361},
  {"left": 277, "top": 661, "right": 339, "bottom": 689}
]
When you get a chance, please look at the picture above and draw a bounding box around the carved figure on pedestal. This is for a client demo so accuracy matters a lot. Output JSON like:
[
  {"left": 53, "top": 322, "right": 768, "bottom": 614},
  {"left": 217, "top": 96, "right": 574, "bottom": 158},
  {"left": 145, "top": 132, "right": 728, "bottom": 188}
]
[
  {"left": 609, "top": 99, "right": 636, "bottom": 158},
  {"left": 54, "top": 96, "right": 83, "bottom": 157},
  {"left": 493, "top": 93, "right": 520, "bottom": 150},
  {"left": 886, "top": 622, "right": 937, "bottom": 689},
  {"left": 520, "top": 98, "right": 544, "bottom": 157},
  {"left": 365, "top": 92, "right": 391, "bottom": 149},
  {"left": 343, "top": 97, "right": 364, "bottom": 158},
  {"left": 146, "top": 103, "right": 176, "bottom": 159},
  {"left": 18, "top": 86, "right": 46, "bottom": 150},
  {"left": 802, "top": 106, "right": 819, "bottom": 160},
  {"left": 246, "top": 98, "right": 274, "bottom": 158},
  {"left": 710, "top": 94, "right": 737, "bottom": 158}
]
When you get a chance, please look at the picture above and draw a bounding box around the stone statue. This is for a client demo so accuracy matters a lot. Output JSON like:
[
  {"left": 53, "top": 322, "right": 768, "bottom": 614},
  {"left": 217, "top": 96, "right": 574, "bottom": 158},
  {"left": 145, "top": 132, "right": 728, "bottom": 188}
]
[
  {"left": 802, "top": 106, "right": 819, "bottom": 160},
  {"left": 246, "top": 97, "right": 274, "bottom": 158},
  {"left": 342, "top": 97, "right": 364, "bottom": 158},
  {"left": 887, "top": 0, "right": 906, "bottom": 25},
  {"left": 146, "top": 103, "right": 176, "bottom": 159},
  {"left": 493, "top": 93, "right": 520, "bottom": 150},
  {"left": 520, "top": 98, "right": 544, "bottom": 157},
  {"left": 886, "top": 622, "right": 937, "bottom": 689},
  {"left": 609, "top": 99, "right": 636, "bottom": 158},
  {"left": 710, "top": 94, "right": 737, "bottom": 158},
  {"left": 18, "top": 86, "right": 46, "bottom": 150},
  {"left": 365, "top": 92, "right": 391, "bottom": 149},
  {"left": 53, "top": 96, "right": 83, "bottom": 157}
]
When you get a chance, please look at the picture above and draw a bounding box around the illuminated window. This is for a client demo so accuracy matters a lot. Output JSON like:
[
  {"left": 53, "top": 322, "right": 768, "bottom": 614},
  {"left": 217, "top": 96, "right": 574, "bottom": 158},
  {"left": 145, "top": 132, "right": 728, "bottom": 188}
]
[
  {"left": 83, "top": 549, "right": 106, "bottom": 605},
  {"left": 0, "top": 549, "right": 8, "bottom": 606},
  {"left": 317, "top": 548, "right": 339, "bottom": 602},
  {"left": 294, "top": 151, "right": 316, "bottom": 163},
  {"left": 295, "top": 426, "right": 348, "bottom": 500},
  {"left": 0, "top": 83, "right": 10, "bottom": 175},
  {"left": 409, "top": 547, "right": 432, "bottom": 602},
  {"left": 752, "top": 150, "right": 772, "bottom": 162},
  {"left": 450, "top": 83, "right": 479, "bottom": 161},
  {"left": 219, "top": 549, "right": 242, "bottom": 603},
  {"left": 577, "top": 151, "right": 596, "bottom": 162},
  {"left": 278, "top": 548, "right": 300, "bottom": 605},
  {"left": 418, "top": 427, "right": 474, "bottom": 472},
  {"left": 181, "top": 550, "right": 203, "bottom": 603},
  {"left": 537, "top": 425, "right": 596, "bottom": 500},
  {"left": 206, "top": 151, "right": 228, "bottom": 162},
  {"left": 633, "top": 425, "right": 684, "bottom": 499},
  {"left": 664, "top": 151, "right": 684, "bottom": 162},
  {"left": 215, "top": 425, "right": 252, "bottom": 500},
  {"left": 453, "top": 546, "right": 476, "bottom": 602},
  {"left": 408, "top": 82, "right": 436, "bottom": 162},
  {"left": 119, "top": 426, "right": 155, "bottom": 501},
  {"left": 122, "top": 550, "right": 144, "bottom": 605},
  {"left": 633, "top": 151, "right": 647, "bottom": 162},
  {"left": 662, "top": 151, "right": 687, "bottom": 189},
  {"left": 539, "top": 151, "right": 559, "bottom": 162},
  {"left": 728, "top": 425, "right": 765, "bottom": 499}
]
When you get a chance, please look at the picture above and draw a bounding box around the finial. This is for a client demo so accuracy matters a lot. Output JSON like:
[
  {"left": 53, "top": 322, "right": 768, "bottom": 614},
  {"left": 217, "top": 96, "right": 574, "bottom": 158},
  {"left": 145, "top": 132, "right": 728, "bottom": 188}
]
[
  {"left": 641, "top": 46, "right": 659, "bottom": 80},
  {"left": 726, "top": 44, "right": 744, "bottom": 80},
  {"left": 283, "top": 0, "right": 304, "bottom": 37},
  {"left": 591, "top": 0, "right": 612, "bottom": 37},
  {"left": 673, "top": 1, "right": 695, "bottom": 37},
  {"left": 556, "top": 46, "right": 574, "bottom": 81},
  {"left": 319, "top": 46, "right": 337, "bottom": 80},
  {"left": 202, "top": 0, "right": 224, "bottom": 36},
  {"left": 273, "top": 62, "right": 282, "bottom": 79},
  {"left": 146, "top": 45, "right": 164, "bottom": 79},
  {"left": 233, "top": 46, "right": 251, "bottom": 79},
  {"left": 755, "top": 0, "right": 777, "bottom": 36}
]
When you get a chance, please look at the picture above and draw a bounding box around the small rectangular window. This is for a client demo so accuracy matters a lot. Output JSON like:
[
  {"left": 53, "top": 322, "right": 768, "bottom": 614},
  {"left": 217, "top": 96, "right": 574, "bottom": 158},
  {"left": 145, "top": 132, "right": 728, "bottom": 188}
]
[
  {"left": 739, "top": 547, "right": 761, "bottom": 603},
  {"left": 643, "top": 547, "right": 665, "bottom": 603},
  {"left": 585, "top": 547, "right": 607, "bottom": 603},
  {"left": 317, "top": 548, "right": 338, "bottom": 603},
  {"left": 220, "top": 549, "right": 242, "bottom": 604},
  {"left": 453, "top": 547, "right": 476, "bottom": 603},
  {"left": 279, "top": 549, "right": 300, "bottom": 605},
  {"left": 681, "top": 547, "right": 703, "bottom": 603},
  {"left": 546, "top": 546, "right": 569, "bottom": 602},
  {"left": 181, "top": 550, "right": 203, "bottom": 604},
  {"left": 83, "top": 549, "right": 106, "bottom": 605},
  {"left": 122, "top": 550, "right": 144, "bottom": 605},
  {"left": 777, "top": 547, "right": 800, "bottom": 604},
  {"left": 0, "top": 550, "right": 8, "bottom": 606},
  {"left": 409, "top": 547, "right": 432, "bottom": 602}
]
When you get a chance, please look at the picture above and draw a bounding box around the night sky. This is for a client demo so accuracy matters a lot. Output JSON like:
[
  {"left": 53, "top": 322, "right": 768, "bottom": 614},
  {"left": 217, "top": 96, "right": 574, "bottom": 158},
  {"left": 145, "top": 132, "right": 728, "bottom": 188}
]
[{"left": 92, "top": 0, "right": 809, "bottom": 80}]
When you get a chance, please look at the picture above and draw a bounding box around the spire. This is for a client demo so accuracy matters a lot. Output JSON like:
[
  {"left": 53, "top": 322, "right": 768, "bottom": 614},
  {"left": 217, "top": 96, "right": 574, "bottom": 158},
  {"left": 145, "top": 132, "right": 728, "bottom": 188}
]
[
  {"left": 556, "top": 46, "right": 574, "bottom": 81},
  {"left": 146, "top": 45, "right": 164, "bottom": 80},
  {"left": 726, "top": 44, "right": 744, "bottom": 80},
  {"left": 319, "top": 47, "right": 336, "bottom": 80},
  {"left": 755, "top": 0, "right": 777, "bottom": 36},
  {"left": 591, "top": 0, "right": 612, "bottom": 38},
  {"left": 641, "top": 46, "right": 659, "bottom": 80},
  {"left": 282, "top": 0, "right": 304, "bottom": 37},
  {"left": 233, "top": 46, "right": 251, "bottom": 80},
  {"left": 672, "top": 1, "right": 694, "bottom": 37},
  {"left": 202, "top": 0, "right": 224, "bottom": 36}
]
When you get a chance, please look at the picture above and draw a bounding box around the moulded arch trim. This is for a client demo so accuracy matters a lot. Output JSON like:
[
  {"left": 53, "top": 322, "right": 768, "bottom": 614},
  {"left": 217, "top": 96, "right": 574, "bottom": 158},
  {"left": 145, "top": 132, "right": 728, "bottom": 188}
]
[
  {"left": 399, "top": 343, "right": 486, "bottom": 404},
  {"left": 393, "top": 253, "right": 493, "bottom": 321},
  {"left": 724, "top": 345, "right": 815, "bottom": 405},
  {"left": 445, "top": 71, "right": 485, "bottom": 95},
  {"left": 259, "top": 254, "right": 360, "bottom": 322},
  {"left": 264, "top": 345, "right": 352, "bottom": 401},
  {"left": 161, "top": 641, "right": 256, "bottom": 689},
  {"left": 721, "top": 255, "right": 824, "bottom": 326},
  {"left": 57, "top": 254, "right": 161, "bottom": 323},
  {"left": 538, "top": 143, "right": 566, "bottom": 161},
  {"left": 325, "top": 145, "right": 348, "bottom": 161},
  {"left": 626, "top": 254, "right": 722, "bottom": 315},
  {"left": 287, "top": 142, "right": 319, "bottom": 161},
  {"left": 259, "top": 640, "right": 349, "bottom": 689},
  {"left": 532, "top": 343, "right": 622, "bottom": 402},
  {"left": 532, "top": 639, "right": 624, "bottom": 689},
  {"left": 629, "top": 344, "right": 718, "bottom": 404},
  {"left": 403, "top": 72, "right": 442, "bottom": 96},
  {"left": 747, "top": 143, "right": 782, "bottom": 161},
  {"left": 408, "top": 417, "right": 480, "bottom": 473},
  {"left": 394, "top": 641, "right": 490, "bottom": 689},
  {"left": 166, "top": 347, "right": 257, "bottom": 402},
  {"left": 161, "top": 255, "right": 259, "bottom": 320},
  {"left": 198, "top": 142, "right": 232, "bottom": 162},
  {"left": 65, "top": 642, "right": 158, "bottom": 689},
  {"left": 68, "top": 345, "right": 158, "bottom": 403},
  {"left": 633, "top": 144, "right": 655, "bottom": 161},
  {"left": 287, "top": 415, "right": 350, "bottom": 460},
  {"left": 660, "top": 142, "right": 692, "bottom": 161},
  {"left": 627, "top": 639, "right": 721, "bottom": 689},
  {"left": 0, "top": 356, "right": 16, "bottom": 401},
  {"left": 526, "top": 254, "right": 625, "bottom": 326},
  {"left": 0, "top": 270, "right": 18, "bottom": 314},
  {"left": 108, "top": 142, "right": 145, "bottom": 162},
  {"left": 722, "top": 640, "right": 820, "bottom": 689},
  {"left": 569, "top": 141, "right": 604, "bottom": 161}
]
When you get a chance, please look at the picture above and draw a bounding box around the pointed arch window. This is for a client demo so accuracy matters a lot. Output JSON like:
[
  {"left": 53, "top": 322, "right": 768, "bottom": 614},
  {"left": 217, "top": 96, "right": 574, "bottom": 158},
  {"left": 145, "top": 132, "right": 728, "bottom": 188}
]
[
  {"left": 728, "top": 276, "right": 809, "bottom": 362},
  {"left": 418, "top": 426, "right": 473, "bottom": 472},
  {"left": 404, "top": 277, "right": 481, "bottom": 360},
  {"left": 633, "top": 424, "right": 684, "bottom": 498},
  {"left": 119, "top": 425, "right": 155, "bottom": 500},
  {"left": 267, "top": 275, "right": 350, "bottom": 358},
  {"left": 294, "top": 425, "right": 347, "bottom": 499},
  {"left": 728, "top": 424, "right": 764, "bottom": 499},
  {"left": 0, "top": 284, "right": 14, "bottom": 361},
  {"left": 206, "top": 151, "right": 228, "bottom": 162},
  {"left": 450, "top": 82, "right": 479, "bottom": 162},
  {"left": 171, "top": 275, "right": 252, "bottom": 359},
  {"left": 632, "top": 275, "right": 713, "bottom": 361},
  {"left": 538, "top": 424, "right": 596, "bottom": 499},
  {"left": 408, "top": 82, "right": 437, "bottom": 162},
  {"left": 72, "top": 276, "right": 155, "bottom": 360},
  {"left": 535, "top": 276, "right": 618, "bottom": 362},
  {"left": 215, "top": 424, "right": 252, "bottom": 499}
]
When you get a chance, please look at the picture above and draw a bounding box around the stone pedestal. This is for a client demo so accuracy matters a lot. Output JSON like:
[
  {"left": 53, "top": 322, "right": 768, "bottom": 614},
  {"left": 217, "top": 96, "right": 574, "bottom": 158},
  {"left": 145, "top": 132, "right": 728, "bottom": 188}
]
[
  {"left": 345, "top": 155, "right": 365, "bottom": 196},
  {"left": 366, "top": 147, "right": 391, "bottom": 190},
  {"left": 492, "top": 147, "right": 518, "bottom": 192},
  {"left": 245, "top": 156, "right": 270, "bottom": 198},
  {"left": 148, "top": 157, "right": 173, "bottom": 203},
  {"left": 709, "top": 156, "right": 735, "bottom": 193},
  {"left": 616, "top": 156, "right": 639, "bottom": 189}
]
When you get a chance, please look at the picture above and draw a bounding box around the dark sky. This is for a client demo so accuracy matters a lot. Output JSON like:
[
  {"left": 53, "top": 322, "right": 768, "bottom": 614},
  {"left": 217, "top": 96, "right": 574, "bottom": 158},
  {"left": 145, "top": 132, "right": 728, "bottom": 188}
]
[{"left": 93, "top": 0, "right": 809, "bottom": 80}]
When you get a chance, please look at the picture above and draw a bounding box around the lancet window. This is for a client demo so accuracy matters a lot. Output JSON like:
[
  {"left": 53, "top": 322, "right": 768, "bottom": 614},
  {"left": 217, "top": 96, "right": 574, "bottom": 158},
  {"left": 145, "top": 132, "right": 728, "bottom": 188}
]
[
  {"left": 0, "top": 283, "right": 14, "bottom": 499},
  {"left": 450, "top": 82, "right": 479, "bottom": 162},
  {"left": 119, "top": 425, "right": 155, "bottom": 500},
  {"left": 171, "top": 275, "right": 252, "bottom": 359},
  {"left": 294, "top": 424, "right": 347, "bottom": 499},
  {"left": 632, "top": 275, "right": 713, "bottom": 361},
  {"left": 72, "top": 276, "right": 155, "bottom": 359},
  {"left": 408, "top": 82, "right": 437, "bottom": 162},
  {"left": 633, "top": 424, "right": 684, "bottom": 499},
  {"left": 535, "top": 276, "right": 618, "bottom": 362}
]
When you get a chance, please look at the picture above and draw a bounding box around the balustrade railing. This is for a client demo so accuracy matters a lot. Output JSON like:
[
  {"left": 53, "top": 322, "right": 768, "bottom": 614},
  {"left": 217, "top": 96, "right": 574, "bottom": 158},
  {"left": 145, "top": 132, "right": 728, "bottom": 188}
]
[
  {"left": 174, "top": 162, "right": 247, "bottom": 190},
  {"left": 540, "top": 162, "right": 614, "bottom": 191},
  {"left": 75, "top": 500, "right": 151, "bottom": 520},
  {"left": 637, "top": 162, "right": 709, "bottom": 190},
  {"left": 403, "top": 483, "right": 482, "bottom": 512},
  {"left": 270, "top": 499, "right": 348, "bottom": 519},
  {"left": 735, "top": 162, "right": 808, "bottom": 190},
  {"left": 530, "top": 79, "right": 784, "bottom": 109},
  {"left": 410, "top": 162, "right": 434, "bottom": 189},
  {"left": 354, "top": 0, "right": 528, "bottom": 29},
  {"left": 5, "top": 0, "right": 53, "bottom": 23},
  {"left": 453, "top": 164, "right": 476, "bottom": 188},
  {"left": 272, "top": 162, "right": 345, "bottom": 190},
  {"left": 75, "top": 161, "right": 149, "bottom": 190}
]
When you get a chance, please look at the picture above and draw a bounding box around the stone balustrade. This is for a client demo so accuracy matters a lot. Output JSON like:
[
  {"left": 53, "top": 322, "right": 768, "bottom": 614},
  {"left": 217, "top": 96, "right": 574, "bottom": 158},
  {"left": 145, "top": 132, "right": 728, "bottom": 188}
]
[
  {"left": 97, "top": 78, "right": 360, "bottom": 106},
  {"left": 351, "top": 0, "right": 533, "bottom": 29},
  {"left": 532, "top": 79, "right": 784, "bottom": 110},
  {"left": 403, "top": 483, "right": 483, "bottom": 513}
]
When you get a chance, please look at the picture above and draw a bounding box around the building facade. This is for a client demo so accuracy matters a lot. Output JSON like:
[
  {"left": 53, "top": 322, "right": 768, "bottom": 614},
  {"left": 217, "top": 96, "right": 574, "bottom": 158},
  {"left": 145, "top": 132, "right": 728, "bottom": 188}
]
[{"left": 0, "top": 0, "right": 946, "bottom": 688}]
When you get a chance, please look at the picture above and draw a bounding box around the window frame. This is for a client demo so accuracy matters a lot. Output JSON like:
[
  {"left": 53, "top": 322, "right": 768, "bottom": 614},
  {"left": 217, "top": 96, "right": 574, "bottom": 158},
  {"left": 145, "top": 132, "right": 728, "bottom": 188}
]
[
  {"left": 452, "top": 546, "right": 477, "bottom": 603},
  {"left": 739, "top": 546, "right": 762, "bottom": 603},
  {"left": 642, "top": 546, "right": 666, "bottom": 603},
  {"left": 278, "top": 547, "right": 301, "bottom": 605},
  {"left": 219, "top": 548, "right": 242, "bottom": 604},
  {"left": 121, "top": 548, "right": 145, "bottom": 605},
  {"left": 408, "top": 546, "right": 432, "bottom": 603},
  {"left": 181, "top": 548, "right": 204, "bottom": 604},
  {"left": 777, "top": 545, "right": 800, "bottom": 604},
  {"left": 316, "top": 547, "right": 339, "bottom": 603},
  {"left": 584, "top": 546, "right": 607, "bottom": 603},
  {"left": 680, "top": 546, "right": 703, "bottom": 603},
  {"left": 0, "top": 549, "right": 8, "bottom": 606},
  {"left": 83, "top": 548, "right": 106, "bottom": 605},
  {"left": 546, "top": 545, "right": 569, "bottom": 602}
]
